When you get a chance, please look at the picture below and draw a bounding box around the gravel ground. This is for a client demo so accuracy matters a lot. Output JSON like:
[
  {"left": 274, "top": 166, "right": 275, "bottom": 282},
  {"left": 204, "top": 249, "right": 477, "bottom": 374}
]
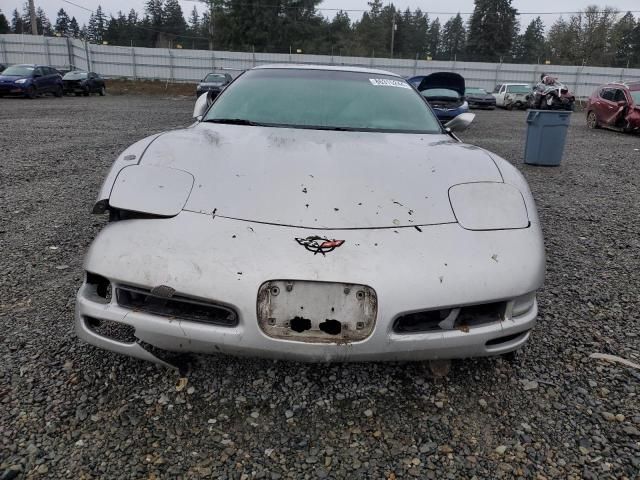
[{"left": 1, "top": 95, "right": 638, "bottom": 480}]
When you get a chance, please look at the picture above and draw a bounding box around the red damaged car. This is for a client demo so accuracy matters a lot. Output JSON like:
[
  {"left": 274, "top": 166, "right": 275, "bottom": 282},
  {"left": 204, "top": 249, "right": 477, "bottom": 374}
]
[{"left": 586, "top": 82, "right": 640, "bottom": 133}]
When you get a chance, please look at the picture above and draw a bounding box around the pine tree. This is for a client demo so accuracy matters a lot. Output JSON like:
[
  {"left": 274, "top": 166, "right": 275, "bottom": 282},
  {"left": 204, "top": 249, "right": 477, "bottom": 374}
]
[
  {"left": 518, "top": 17, "right": 545, "bottom": 63},
  {"left": 426, "top": 18, "right": 440, "bottom": 59},
  {"left": 610, "top": 12, "right": 636, "bottom": 67},
  {"left": 441, "top": 13, "right": 466, "bottom": 60},
  {"left": 188, "top": 6, "right": 199, "bottom": 31},
  {"left": 94, "top": 5, "right": 107, "bottom": 42},
  {"left": 0, "top": 10, "right": 9, "bottom": 34},
  {"left": 11, "top": 9, "right": 23, "bottom": 33},
  {"left": 466, "top": 0, "right": 518, "bottom": 62},
  {"left": 55, "top": 8, "right": 71, "bottom": 36},
  {"left": 163, "top": 0, "right": 187, "bottom": 41},
  {"left": 69, "top": 17, "right": 80, "bottom": 37}
]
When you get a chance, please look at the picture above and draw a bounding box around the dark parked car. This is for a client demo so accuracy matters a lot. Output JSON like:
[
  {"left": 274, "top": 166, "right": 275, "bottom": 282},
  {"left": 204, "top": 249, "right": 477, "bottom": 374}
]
[
  {"left": 465, "top": 87, "right": 496, "bottom": 109},
  {"left": 196, "top": 72, "right": 233, "bottom": 98},
  {"left": 63, "top": 70, "right": 106, "bottom": 96},
  {"left": 408, "top": 73, "right": 469, "bottom": 122},
  {"left": 586, "top": 82, "right": 640, "bottom": 133},
  {"left": 0, "top": 64, "right": 64, "bottom": 99}
]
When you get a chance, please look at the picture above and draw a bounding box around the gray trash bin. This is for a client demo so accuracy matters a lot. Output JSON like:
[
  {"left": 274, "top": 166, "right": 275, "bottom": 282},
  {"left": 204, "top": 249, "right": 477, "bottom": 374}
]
[{"left": 524, "top": 110, "right": 571, "bottom": 166}]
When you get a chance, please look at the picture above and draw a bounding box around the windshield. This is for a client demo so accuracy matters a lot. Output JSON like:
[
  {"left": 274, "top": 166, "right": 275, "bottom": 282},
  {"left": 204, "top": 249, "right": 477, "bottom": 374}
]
[
  {"left": 422, "top": 88, "right": 460, "bottom": 99},
  {"left": 465, "top": 88, "right": 487, "bottom": 95},
  {"left": 204, "top": 74, "right": 227, "bottom": 82},
  {"left": 630, "top": 90, "right": 640, "bottom": 104},
  {"left": 507, "top": 85, "right": 530, "bottom": 93},
  {"left": 204, "top": 69, "right": 441, "bottom": 133},
  {"left": 2, "top": 66, "right": 34, "bottom": 77},
  {"left": 63, "top": 71, "right": 88, "bottom": 80}
]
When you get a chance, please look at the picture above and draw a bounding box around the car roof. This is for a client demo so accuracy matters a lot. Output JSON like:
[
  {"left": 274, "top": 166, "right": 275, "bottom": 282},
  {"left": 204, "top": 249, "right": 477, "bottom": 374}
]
[{"left": 253, "top": 63, "right": 400, "bottom": 77}]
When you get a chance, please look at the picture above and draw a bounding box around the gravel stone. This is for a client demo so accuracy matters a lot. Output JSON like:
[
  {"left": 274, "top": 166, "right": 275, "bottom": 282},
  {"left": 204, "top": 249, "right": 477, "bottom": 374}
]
[{"left": 1, "top": 99, "right": 639, "bottom": 479}]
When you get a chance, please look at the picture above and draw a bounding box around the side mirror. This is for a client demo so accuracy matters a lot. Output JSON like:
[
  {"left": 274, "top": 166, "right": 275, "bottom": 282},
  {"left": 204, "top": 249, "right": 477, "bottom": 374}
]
[
  {"left": 444, "top": 112, "right": 475, "bottom": 133},
  {"left": 33, "top": 73, "right": 41, "bottom": 78},
  {"left": 193, "top": 93, "right": 209, "bottom": 120},
  {"left": 617, "top": 100, "right": 627, "bottom": 107}
]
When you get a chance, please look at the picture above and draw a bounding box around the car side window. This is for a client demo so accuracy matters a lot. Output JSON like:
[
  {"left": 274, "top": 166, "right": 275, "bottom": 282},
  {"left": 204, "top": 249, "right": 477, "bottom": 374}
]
[
  {"left": 493, "top": 84, "right": 501, "bottom": 93},
  {"left": 613, "top": 89, "right": 626, "bottom": 103},
  {"left": 600, "top": 88, "right": 614, "bottom": 101},
  {"left": 34, "top": 67, "right": 44, "bottom": 77}
]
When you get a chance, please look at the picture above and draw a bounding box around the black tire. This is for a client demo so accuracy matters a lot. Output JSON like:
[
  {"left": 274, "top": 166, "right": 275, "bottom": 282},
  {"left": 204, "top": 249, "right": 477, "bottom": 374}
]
[
  {"left": 54, "top": 85, "right": 63, "bottom": 97},
  {"left": 99, "top": 85, "right": 106, "bottom": 96},
  {"left": 586, "top": 111, "right": 599, "bottom": 129},
  {"left": 83, "top": 87, "right": 90, "bottom": 96},
  {"left": 25, "top": 86, "right": 37, "bottom": 99}
]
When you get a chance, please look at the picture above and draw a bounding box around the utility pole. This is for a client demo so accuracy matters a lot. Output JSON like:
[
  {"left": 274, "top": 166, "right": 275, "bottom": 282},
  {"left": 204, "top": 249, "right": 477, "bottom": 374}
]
[
  {"left": 29, "top": 0, "right": 38, "bottom": 35},
  {"left": 390, "top": 12, "right": 396, "bottom": 58}
]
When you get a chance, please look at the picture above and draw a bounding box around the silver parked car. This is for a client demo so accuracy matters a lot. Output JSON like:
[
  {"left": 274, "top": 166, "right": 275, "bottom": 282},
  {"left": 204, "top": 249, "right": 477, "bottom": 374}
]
[{"left": 76, "top": 65, "right": 545, "bottom": 371}]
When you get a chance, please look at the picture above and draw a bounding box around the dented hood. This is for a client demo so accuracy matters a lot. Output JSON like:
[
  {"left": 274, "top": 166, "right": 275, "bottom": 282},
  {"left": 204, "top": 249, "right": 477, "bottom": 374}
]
[{"left": 138, "top": 123, "right": 502, "bottom": 229}]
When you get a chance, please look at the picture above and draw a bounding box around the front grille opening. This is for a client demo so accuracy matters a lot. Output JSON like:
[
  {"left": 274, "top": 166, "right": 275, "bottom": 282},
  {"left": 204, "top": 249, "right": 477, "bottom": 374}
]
[
  {"left": 455, "top": 302, "right": 506, "bottom": 330},
  {"left": 116, "top": 285, "right": 238, "bottom": 327},
  {"left": 85, "top": 316, "right": 136, "bottom": 343},
  {"left": 486, "top": 330, "right": 529, "bottom": 346},
  {"left": 393, "top": 309, "right": 453, "bottom": 333},
  {"left": 394, "top": 302, "right": 506, "bottom": 334},
  {"left": 86, "top": 272, "right": 112, "bottom": 303}
]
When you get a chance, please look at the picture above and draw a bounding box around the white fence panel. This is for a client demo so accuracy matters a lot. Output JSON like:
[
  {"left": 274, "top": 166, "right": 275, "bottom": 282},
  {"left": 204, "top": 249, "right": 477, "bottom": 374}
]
[{"left": 2, "top": 33, "right": 640, "bottom": 98}]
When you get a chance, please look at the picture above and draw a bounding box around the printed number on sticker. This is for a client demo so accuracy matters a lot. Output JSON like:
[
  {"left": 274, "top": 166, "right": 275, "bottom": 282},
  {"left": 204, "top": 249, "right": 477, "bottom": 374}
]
[{"left": 369, "top": 78, "right": 411, "bottom": 89}]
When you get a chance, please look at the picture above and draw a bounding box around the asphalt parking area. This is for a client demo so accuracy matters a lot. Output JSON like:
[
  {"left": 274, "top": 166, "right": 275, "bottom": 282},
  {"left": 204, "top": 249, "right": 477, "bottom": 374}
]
[{"left": 1, "top": 95, "right": 638, "bottom": 479}]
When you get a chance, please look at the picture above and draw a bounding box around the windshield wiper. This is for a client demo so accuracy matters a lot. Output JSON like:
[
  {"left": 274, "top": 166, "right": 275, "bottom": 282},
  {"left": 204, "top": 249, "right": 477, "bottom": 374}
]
[{"left": 203, "top": 118, "right": 264, "bottom": 126}]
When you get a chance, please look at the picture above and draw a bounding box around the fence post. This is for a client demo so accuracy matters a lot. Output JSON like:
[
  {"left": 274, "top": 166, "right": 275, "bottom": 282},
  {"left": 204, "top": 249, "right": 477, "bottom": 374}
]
[
  {"left": 574, "top": 65, "right": 584, "bottom": 98},
  {"left": 168, "top": 48, "right": 174, "bottom": 82},
  {"left": 0, "top": 37, "right": 7, "bottom": 65},
  {"left": 494, "top": 61, "right": 502, "bottom": 86},
  {"left": 43, "top": 36, "right": 51, "bottom": 66},
  {"left": 252, "top": 45, "right": 256, "bottom": 67},
  {"left": 413, "top": 53, "right": 418, "bottom": 75},
  {"left": 65, "top": 36, "right": 74, "bottom": 69},
  {"left": 84, "top": 40, "right": 92, "bottom": 71},
  {"left": 211, "top": 50, "right": 216, "bottom": 71},
  {"left": 131, "top": 47, "right": 137, "bottom": 80}
]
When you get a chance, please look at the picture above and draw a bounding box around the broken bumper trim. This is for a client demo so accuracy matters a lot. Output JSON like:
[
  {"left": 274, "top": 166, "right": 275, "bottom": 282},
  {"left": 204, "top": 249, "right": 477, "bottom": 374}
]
[{"left": 75, "top": 283, "right": 538, "bottom": 364}]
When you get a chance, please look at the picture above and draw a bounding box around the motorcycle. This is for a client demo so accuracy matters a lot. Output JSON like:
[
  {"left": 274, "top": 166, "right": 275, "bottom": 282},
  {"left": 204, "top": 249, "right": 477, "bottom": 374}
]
[{"left": 527, "top": 75, "right": 575, "bottom": 111}]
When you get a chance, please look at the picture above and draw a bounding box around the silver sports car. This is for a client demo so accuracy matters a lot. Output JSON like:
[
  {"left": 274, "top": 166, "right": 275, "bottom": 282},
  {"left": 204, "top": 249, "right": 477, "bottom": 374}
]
[{"left": 76, "top": 65, "right": 545, "bottom": 371}]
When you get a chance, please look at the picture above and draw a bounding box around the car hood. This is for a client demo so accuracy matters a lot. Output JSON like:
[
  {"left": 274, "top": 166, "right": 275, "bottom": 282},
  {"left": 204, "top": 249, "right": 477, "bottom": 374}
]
[
  {"left": 0, "top": 75, "right": 25, "bottom": 82},
  {"left": 418, "top": 72, "right": 465, "bottom": 97},
  {"left": 138, "top": 124, "right": 503, "bottom": 229}
]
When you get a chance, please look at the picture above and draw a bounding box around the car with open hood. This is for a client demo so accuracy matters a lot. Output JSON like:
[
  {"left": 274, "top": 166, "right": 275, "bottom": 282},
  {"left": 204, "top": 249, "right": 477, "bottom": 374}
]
[
  {"left": 76, "top": 65, "right": 545, "bottom": 373},
  {"left": 408, "top": 72, "right": 469, "bottom": 122},
  {"left": 0, "top": 64, "right": 63, "bottom": 98},
  {"left": 586, "top": 82, "right": 640, "bottom": 133}
]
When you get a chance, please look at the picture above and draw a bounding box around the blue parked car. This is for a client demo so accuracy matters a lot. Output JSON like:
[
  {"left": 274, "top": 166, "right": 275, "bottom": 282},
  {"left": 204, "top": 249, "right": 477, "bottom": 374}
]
[
  {"left": 0, "top": 64, "right": 64, "bottom": 99},
  {"left": 408, "top": 72, "right": 469, "bottom": 122}
]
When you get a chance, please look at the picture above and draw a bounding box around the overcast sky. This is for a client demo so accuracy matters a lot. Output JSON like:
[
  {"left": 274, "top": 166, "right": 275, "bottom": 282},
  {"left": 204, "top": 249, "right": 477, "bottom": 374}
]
[{"left": 4, "top": 0, "right": 640, "bottom": 32}]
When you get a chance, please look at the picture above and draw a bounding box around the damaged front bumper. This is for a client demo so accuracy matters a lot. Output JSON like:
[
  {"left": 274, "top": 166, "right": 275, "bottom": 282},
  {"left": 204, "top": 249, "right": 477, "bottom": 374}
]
[{"left": 75, "top": 212, "right": 545, "bottom": 367}]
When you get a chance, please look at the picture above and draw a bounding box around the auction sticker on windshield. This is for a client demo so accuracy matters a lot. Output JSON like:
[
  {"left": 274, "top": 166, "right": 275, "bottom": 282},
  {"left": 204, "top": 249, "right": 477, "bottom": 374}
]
[{"left": 369, "top": 78, "right": 411, "bottom": 89}]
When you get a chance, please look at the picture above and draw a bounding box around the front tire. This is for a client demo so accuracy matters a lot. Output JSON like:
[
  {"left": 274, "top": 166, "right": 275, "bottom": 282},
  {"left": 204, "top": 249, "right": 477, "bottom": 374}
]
[
  {"left": 99, "top": 86, "right": 106, "bottom": 96},
  {"left": 54, "top": 85, "right": 63, "bottom": 97},
  {"left": 587, "top": 111, "right": 599, "bottom": 129},
  {"left": 25, "top": 86, "right": 37, "bottom": 99}
]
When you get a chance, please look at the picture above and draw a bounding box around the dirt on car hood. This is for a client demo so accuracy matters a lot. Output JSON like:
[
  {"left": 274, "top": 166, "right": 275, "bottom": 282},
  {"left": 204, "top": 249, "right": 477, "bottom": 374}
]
[{"left": 139, "top": 123, "right": 503, "bottom": 229}]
